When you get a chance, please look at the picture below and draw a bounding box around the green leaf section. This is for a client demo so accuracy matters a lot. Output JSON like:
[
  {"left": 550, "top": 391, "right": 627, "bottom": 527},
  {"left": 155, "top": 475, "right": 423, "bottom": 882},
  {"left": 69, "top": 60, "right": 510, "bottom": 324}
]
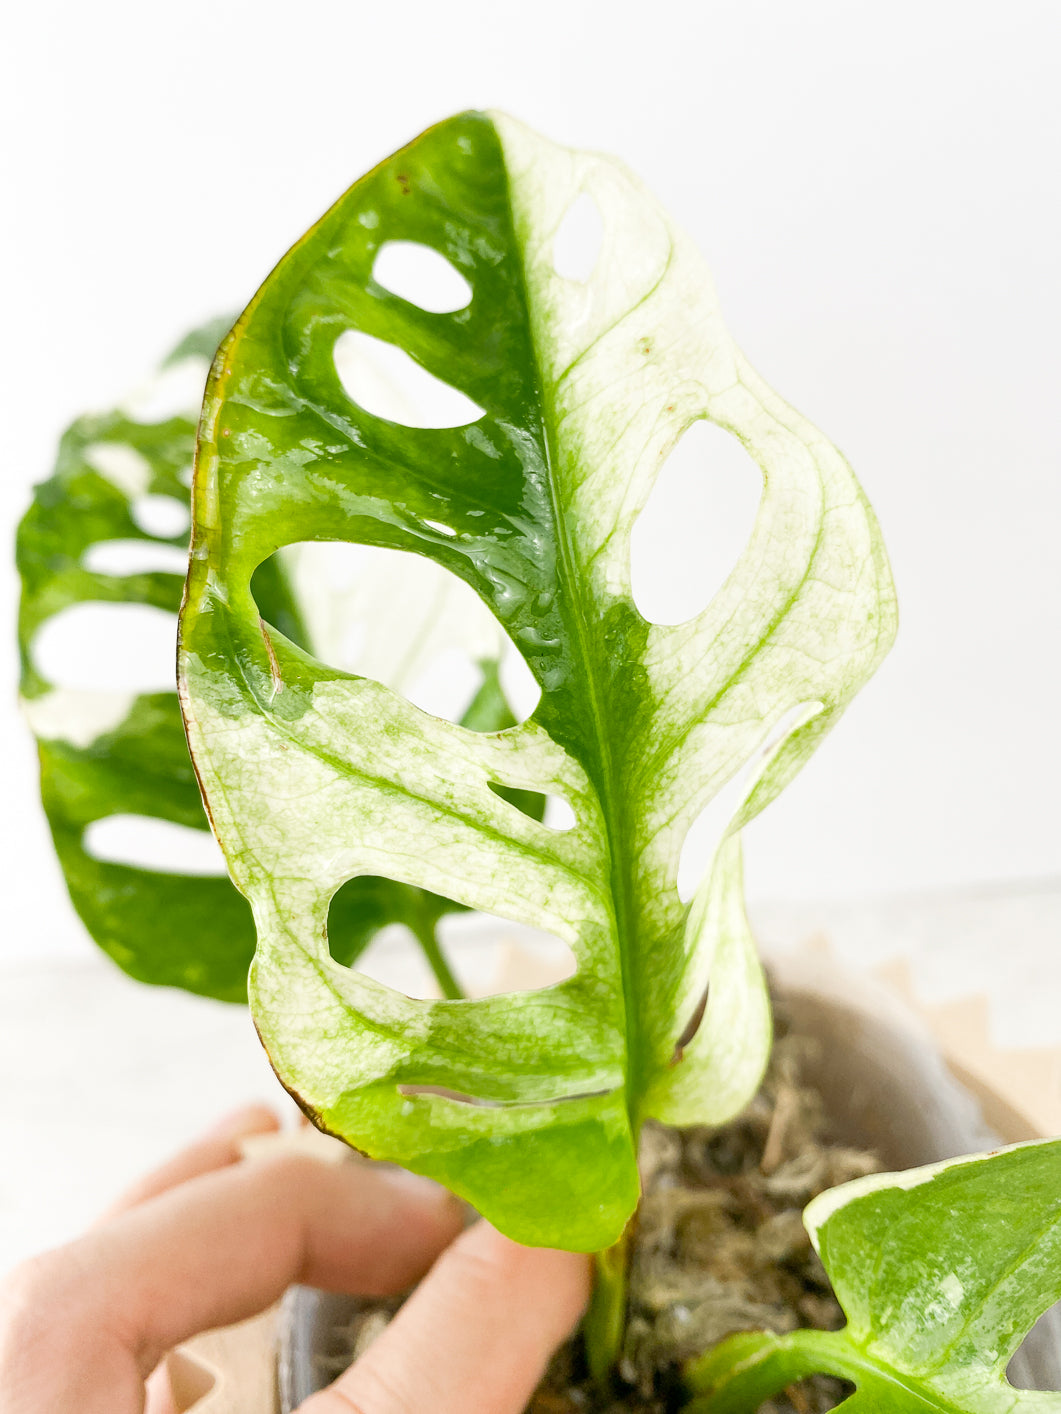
[
  {"left": 685, "top": 1139, "right": 1061, "bottom": 1411},
  {"left": 18, "top": 325, "right": 513, "bottom": 1000},
  {"left": 178, "top": 111, "right": 895, "bottom": 1248},
  {"left": 16, "top": 353, "right": 262, "bottom": 999}
]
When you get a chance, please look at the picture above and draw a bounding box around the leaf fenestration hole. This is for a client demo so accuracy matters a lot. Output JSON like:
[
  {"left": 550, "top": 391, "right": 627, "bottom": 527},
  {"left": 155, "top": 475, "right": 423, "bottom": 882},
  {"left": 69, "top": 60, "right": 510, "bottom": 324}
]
[
  {"left": 334, "top": 329, "right": 484, "bottom": 429},
  {"left": 630, "top": 418, "right": 763, "bottom": 626},
  {"left": 397, "top": 1084, "right": 507, "bottom": 1107},
  {"left": 1006, "top": 1303, "right": 1061, "bottom": 1390},
  {"left": 84, "top": 441, "right": 153, "bottom": 498},
  {"left": 752, "top": 1377, "right": 854, "bottom": 1412},
  {"left": 131, "top": 494, "right": 191, "bottom": 540},
  {"left": 498, "top": 647, "right": 541, "bottom": 722},
  {"left": 677, "top": 767, "right": 751, "bottom": 905},
  {"left": 255, "top": 541, "right": 540, "bottom": 726},
  {"left": 487, "top": 782, "right": 573, "bottom": 831},
  {"left": 122, "top": 355, "right": 211, "bottom": 424},
  {"left": 671, "top": 986, "right": 709, "bottom": 1065},
  {"left": 552, "top": 192, "right": 604, "bottom": 283},
  {"left": 396, "top": 1083, "right": 610, "bottom": 1108},
  {"left": 328, "top": 916, "right": 441, "bottom": 999},
  {"left": 437, "top": 911, "right": 577, "bottom": 998},
  {"left": 84, "top": 815, "right": 227, "bottom": 875},
  {"left": 406, "top": 645, "right": 487, "bottom": 722},
  {"left": 32, "top": 602, "right": 179, "bottom": 693},
  {"left": 326, "top": 885, "right": 577, "bottom": 1001},
  {"left": 545, "top": 794, "right": 577, "bottom": 831},
  {"left": 677, "top": 702, "right": 822, "bottom": 903},
  {"left": 82, "top": 539, "right": 189, "bottom": 577},
  {"left": 372, "top": 240, "right": 472, "bottom": 313},
  {"left": 21, "top": 686, "right": 136, "bottom": 747}
]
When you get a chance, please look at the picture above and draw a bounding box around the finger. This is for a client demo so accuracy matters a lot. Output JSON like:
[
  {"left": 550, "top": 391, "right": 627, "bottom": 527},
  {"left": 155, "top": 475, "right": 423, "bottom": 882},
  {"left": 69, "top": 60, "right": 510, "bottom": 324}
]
[
  {"left": 304, "top": 1221, "right": 591, "bottom": 1414},
  {"left": 98, "top": 1104, "right": 281, "bottom": 1222},
  {"left": 1, "top": 1155, "right": 463, "bottom": 1414},
  {"left": 101, "top": 1109, "right": 281, "bottom": 1414}
]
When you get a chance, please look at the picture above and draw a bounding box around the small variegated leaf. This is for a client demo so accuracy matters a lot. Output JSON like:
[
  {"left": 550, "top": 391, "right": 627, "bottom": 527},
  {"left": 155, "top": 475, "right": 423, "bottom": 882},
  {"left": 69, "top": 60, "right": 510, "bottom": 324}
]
[
  {"left": 178, "top": 111, "right": 895, "bottom": 1247},
  {"left": 686, "top": 1139, "right": 1061, "bottom": 1412}
]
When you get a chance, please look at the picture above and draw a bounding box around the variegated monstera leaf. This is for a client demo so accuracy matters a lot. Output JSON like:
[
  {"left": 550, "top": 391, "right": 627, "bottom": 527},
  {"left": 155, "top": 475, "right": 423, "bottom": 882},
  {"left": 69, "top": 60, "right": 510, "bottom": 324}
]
[{"left": 179, "top": 111, "right": 895, "bottom": 1249}]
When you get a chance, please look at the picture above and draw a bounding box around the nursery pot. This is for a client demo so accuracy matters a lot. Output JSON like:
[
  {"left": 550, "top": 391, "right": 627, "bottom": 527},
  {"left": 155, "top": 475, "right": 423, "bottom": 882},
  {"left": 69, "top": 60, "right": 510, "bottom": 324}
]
[{"left": 276, "top": 955, "right": 1061, "bottom": 1408}]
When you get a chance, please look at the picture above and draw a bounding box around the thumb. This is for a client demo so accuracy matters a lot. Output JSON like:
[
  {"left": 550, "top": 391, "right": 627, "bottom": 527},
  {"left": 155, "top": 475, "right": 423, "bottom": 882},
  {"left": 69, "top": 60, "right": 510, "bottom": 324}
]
[{"left": 299, "top": 1221, "right": 591, "bottom": 1414}]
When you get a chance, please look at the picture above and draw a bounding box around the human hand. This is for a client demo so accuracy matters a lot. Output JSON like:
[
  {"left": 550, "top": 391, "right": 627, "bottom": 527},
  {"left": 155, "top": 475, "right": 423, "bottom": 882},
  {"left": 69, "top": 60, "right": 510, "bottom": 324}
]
[{"left": 0, "top": 1106, "right": 590, "bottom": 1414}]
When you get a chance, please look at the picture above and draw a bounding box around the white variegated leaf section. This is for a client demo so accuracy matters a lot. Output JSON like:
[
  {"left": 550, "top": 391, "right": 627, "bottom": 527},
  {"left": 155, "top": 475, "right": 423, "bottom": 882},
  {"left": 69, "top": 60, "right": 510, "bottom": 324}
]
[
  {"left": 495, "top": 113, "right": 895, "bottom": 1119},
  {"left": 185, "top": 669, "right": 620, "bottom": 1104}
]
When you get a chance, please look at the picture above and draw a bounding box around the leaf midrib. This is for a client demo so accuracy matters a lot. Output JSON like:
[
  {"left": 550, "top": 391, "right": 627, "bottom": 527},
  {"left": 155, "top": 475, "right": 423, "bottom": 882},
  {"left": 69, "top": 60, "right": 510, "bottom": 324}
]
[{"left": 504, "top": 167, "right": 643, "bottom": 1129}]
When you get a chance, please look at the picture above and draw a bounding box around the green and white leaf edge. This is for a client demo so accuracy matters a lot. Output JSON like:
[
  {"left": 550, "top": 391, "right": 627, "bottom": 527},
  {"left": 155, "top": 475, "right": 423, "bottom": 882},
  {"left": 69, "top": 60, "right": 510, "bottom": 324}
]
[
  {"left": 15, "top": 325, "right": 262, "bottom": 999},
  {"left": 500, "top": 112, "right": 895, "bottom": 1135},
  {"left": 289, "top": 319, "right": 516, "bottom": 691},
  {"left": 179, "top": 111, "right": 896, "bottom": 1249},
  {"left": 16, "top": 318, "right": 511, "bottom": 1000},
  {"left": 686, "top": 1138, "right": 1061, "bottom": 1411}
]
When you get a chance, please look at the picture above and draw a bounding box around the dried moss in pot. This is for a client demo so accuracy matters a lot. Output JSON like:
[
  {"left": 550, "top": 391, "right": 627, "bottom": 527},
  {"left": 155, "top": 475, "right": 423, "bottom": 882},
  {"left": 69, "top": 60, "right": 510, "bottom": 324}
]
[{"left": 618, "top": 1034, "right": 875, "bottom": 1405}]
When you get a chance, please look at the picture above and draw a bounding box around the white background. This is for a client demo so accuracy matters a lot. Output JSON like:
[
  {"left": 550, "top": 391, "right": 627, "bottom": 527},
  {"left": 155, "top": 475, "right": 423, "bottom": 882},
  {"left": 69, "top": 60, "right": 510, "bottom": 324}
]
[{"left": 1, "top": 0, "right": 1060, "bottom": 1261}]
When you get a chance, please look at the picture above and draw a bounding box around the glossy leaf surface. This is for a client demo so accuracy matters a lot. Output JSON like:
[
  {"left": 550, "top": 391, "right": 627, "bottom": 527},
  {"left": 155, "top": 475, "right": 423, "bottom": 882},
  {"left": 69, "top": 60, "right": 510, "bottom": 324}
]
[
  {"left": 179, "top": 111, "right": 895, "bottom": 1247},
  {"left": 18, "top": 327, "right": 507, "bottom": 1000},
  {"left": 16, "top": 332, "right": 264, "bottom": 999},
  {"left": 686, "top": 1139, "right": 1061, "bottom": 1411}
]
